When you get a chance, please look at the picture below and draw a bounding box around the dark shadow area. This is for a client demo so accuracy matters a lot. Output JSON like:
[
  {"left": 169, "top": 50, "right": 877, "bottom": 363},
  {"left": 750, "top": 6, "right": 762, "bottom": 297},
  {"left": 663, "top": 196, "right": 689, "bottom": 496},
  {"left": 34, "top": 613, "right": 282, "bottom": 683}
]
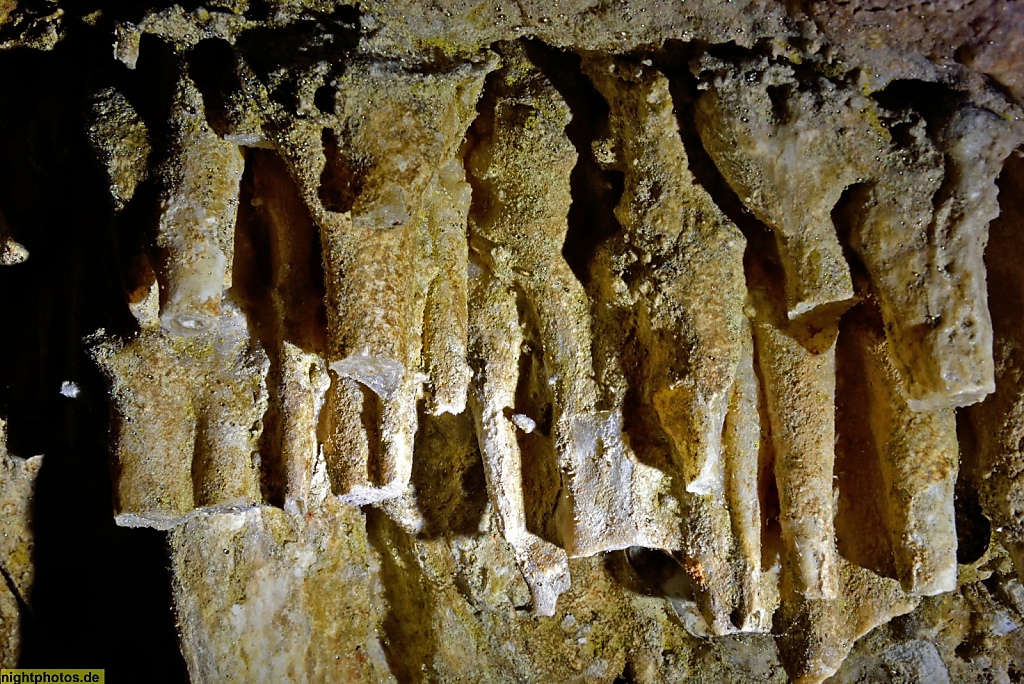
[
  {"left": 697, "top": 39, "right": 761, "bottom": 64},
  {"left": 745, "top": 335, "right": 783, "bottom": 578},
  {"left": 319, "top": 127, "right": 367, "bottom": 214},
  {"left": 113, "top": 32, "right": 182, "bottom": 169},
  {"left": 232, "top": 148, "right": 329, "bottom": 506},
  {"left": 613, "top": 660, "right": 634, "bottom": 684},
  {"left": 513, "top": 294, "right": 563, "bottom": 546},
  {"left": 603, "top": 549, "right": 648, "bottom": 597},
  {"left": 187, "top": 38, "right": 244, "bottom": 138},
  {"left": 0, "top": 21, "right": 187, "bottom": 682},
  {"left": 963, "top": 151, "right": 1024, "bottom": 568},
  {"left": 411, "top": 407, "right": 487, "bottom": 539},
  {"left": 621, "top": 546, "right": 694, "bottom": 601},
  {"left": 955, "top": 409, "right": 992, "bottom": 565},
  {"left": 190, "top": 413, "right": 216, "bottom": 508},
  {"left": 461, "top": 55, "right": 499, "bottom": 248},
  {"left": 521, "top": 39, "right": 624, "bottom": 288},
  {"left": 236, "top": 5, "right": 360, "bottom": 79},
  {"left": 101, "top": 34, "right": 183, "bottom": 315},
  {"left": 832, "top": 303, "right": 898, "bottom": 578},
  {"left": 830, "top": 186, "right": 899, "bottom": 576},
  {"left": 365, "top": 506, "right": 439, "bottom": 684},
  {"left": 230, "top": 153, "right": 274, "bottom": 317},
  {"left": 360, "top": 385, "right": 385, "bottom": 487},
  {"left": 235, "top": 9, "right": 359, "bottom": 113},
  {"left": 314, "top": 84, "right": 335, "bottom": 115},
  {"left": 830, "top": 181, "right": 873, "bottom": 280},
  {"left": 869, "top": 79, "right": 956, "bottom": 125},
  {"left": 231, "top": 153, "right": 285, "bottom": 506},
  {"left": 616, "top": 304, "right": 677, "bottom": 475}
]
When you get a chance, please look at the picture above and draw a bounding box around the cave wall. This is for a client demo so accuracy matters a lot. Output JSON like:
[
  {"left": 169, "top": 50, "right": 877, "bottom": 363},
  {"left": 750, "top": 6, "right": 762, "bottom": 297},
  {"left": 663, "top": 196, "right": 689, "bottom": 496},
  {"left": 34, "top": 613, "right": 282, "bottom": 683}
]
[{"left": 0, "top": 1, "right": 1023, "bottom": 682}]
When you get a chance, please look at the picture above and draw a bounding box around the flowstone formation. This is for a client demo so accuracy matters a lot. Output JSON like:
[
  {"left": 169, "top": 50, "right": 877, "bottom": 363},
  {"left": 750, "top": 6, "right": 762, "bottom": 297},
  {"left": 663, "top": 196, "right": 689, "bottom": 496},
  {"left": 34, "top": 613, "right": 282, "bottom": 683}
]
[{"left": 2, "top": 0, "right": 1024, "bottom": 681}]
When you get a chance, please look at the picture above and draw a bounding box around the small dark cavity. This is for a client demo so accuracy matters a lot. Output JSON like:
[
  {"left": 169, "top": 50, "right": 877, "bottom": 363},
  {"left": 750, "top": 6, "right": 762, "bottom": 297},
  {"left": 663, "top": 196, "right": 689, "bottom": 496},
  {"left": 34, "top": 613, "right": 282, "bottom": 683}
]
[
  {"left": 236, "top": 15, "right": 359, "bottom": 82},
  {"left": 314, "top": 84, "right": 335, "bottom": 115},
  {"left": 702, "top": 40, "right": 760, "bottom": 63},
  {"left": 186, "top": 38, "right": 240, "bottom": 137},
  {"left": 359, "top": 384, "right": 385, "bottom": 487},
  {"left": 870, "top": 79, "right": 955, "bottom": 125},
  {"left": 766, "top": 84, "right": 790, "bottom": 124},
  {"left": 625, "top": 546, "right": 688, "bottom": 598},
  {"left": 955, "top": 638, "right": 976, "bottom": 661},
  {"left": 244, "top": 0, "right": 271, "bottom": 22},
  {"left": 955, "top": 410, "right": 992, "bottom": 565},
  {"left": 830, "top": 182, "right": 873, "bottom": 285}
]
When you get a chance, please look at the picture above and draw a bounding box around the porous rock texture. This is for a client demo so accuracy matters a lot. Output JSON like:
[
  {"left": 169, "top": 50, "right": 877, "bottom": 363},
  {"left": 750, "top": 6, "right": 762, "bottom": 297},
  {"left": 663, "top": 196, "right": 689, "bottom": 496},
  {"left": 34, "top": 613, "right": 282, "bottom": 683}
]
[{"left": 1, "top": 0, "right": 1024, "bottom": 682}]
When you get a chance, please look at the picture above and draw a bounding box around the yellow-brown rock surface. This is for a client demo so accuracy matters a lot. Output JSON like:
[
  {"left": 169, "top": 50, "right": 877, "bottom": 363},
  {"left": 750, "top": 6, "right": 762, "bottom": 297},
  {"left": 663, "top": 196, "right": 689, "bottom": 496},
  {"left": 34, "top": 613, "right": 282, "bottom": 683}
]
[{"left": 1, "top": 1, "right": 1023, "bottom": 682}]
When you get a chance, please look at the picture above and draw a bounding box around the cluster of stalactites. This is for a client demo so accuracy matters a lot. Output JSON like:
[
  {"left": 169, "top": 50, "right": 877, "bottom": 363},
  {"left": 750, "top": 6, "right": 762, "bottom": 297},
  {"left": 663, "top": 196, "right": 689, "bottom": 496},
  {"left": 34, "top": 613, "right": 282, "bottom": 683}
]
[
  {"left": 88, "top": 40, "right": 1022, "bottom": 683},
  {"left": 694, "top": 54, "right": 1019, "bottom": 411}
]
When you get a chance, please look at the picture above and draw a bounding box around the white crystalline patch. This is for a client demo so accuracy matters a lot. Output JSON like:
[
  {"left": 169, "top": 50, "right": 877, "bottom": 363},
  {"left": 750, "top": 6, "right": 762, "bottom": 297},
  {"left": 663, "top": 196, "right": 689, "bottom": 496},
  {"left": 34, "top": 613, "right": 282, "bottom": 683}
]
[
  {"left": 684, "top": 391, "right": 729, "bottom": 497},
  {"left": 988, "top": 608, "right": 1021, "bottom": 637},
  {"left": 330, "top": 354, "right": 404, "bottom": 401},
  {"left": 834, "top": 640, "right": 951, "bottom": 684},
  {"left": 222, "top": 528, "right": 316, "bottom": 682},
  {"left": 511, "top": 414, "right": 536, "bottom": 433},
  {"left": 593, "top": 410, "right": 636, "bottom": 514},
  {"left": 60, "top": 381, "right": 81, "bottom": 398},
  {"left": 352, "top": 182, "right": 410, "bottom": 229},
  {"left": 159, "top": 243, "right": 227, "bottom": 337},
  {"left": 0, "top": 238, "right": 28, "bottom": 265},
  {"left": 339, "top": 481, "right": 404, "bottom": 507},
  {"left": 224, "top": 133, "right": 273, "bottom": 149}
]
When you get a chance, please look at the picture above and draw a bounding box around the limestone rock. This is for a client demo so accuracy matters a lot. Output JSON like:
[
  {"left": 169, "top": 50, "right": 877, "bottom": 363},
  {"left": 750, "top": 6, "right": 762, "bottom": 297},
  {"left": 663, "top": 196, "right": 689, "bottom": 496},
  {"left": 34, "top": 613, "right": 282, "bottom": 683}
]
[
  {"left": 92, "top": 306, "right": 269, "bottom": 528},
  {"left": 0, "top": 419, "right": 41, "bottom": 667},
  {"left": 0, "top": 214, "right": 27, "bottom": 266},
  {"left": 157, "top": 72, "right": 246, "bottom": 336},
  {"left": 695, "top": 57, "right": 856, "bottom": 320},
  {"left": 86, "top": 87, "right": 150, "bottom": 213},
  {"left": 170, "top": 502, "right": 395, "bottom": 683},
  {"left": 3, "top": 1, "right": 1024, "bottom": 681},
  {"left": 969, "top": 151, "right": 1024, "bottom": 579}
]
